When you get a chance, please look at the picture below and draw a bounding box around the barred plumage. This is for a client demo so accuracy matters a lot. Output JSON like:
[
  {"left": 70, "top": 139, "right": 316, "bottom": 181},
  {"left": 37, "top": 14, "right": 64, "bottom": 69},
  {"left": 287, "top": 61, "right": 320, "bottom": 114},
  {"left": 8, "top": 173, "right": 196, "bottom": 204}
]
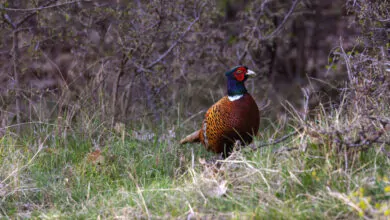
[{"left": 180, "top": 66, "right": 260, "bottom": 157}]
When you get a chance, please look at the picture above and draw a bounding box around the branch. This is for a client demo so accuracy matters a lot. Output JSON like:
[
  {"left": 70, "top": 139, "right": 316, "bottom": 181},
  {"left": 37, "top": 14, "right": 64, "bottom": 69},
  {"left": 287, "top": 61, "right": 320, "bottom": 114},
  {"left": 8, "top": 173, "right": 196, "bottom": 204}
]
[
  {"left": 237, "top": 42, "right": 249, "bottom": 65},
  {"left": 15, "top": 0, "right": 59, "bottom": 28},
  {"left": 2, "top": 13, "right": 16, "bottom": 29},
  {"left": 12, "top": 30, "right": 21, "bottom": 133},
  {"left": 261, "top": 0, "right": 300, "bottom": 40},
  {"left": 130, "top": 60, "right": 154, "bottom": 74},
  {"left": 273, "top": 146, "right": 299, "bottom": 154},
  {"left": 146, "top": 16, "right": 200, "bottom": 69},
  {"left": 111, "top": 54, "right": 128, "bottom": 127},
  {"left": 381, "top": 146, "right": 390, "bottom": 159},
  {"left": 2, "top": 0, "right": 92, "bottom": 12},
  {"left": 252, "top": 129, "right": 300, "bottom": 150},
  {"left": 2, "top": 0, "right": 64, "bottom": 29}
]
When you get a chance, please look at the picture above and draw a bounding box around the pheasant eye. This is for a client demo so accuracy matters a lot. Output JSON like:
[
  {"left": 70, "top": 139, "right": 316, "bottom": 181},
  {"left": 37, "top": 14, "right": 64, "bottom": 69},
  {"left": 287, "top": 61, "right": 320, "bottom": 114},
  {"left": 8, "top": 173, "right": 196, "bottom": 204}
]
[{"left": 234, "top": 70, "right": 245, "bottom": 81}]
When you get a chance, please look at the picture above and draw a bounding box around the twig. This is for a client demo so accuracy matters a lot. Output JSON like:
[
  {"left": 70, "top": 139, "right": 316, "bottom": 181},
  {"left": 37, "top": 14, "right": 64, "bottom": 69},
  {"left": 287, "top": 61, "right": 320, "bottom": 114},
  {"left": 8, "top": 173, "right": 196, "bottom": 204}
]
[
  {"left": 12, "top": 30, "right": 21, "bottom": 133},
  {"left": 2, "top": 0, "right": 92, "bottom": 12},
  {"left": 2, "top": 13, "right": 16, "bottom": 29},
  {"left": 328, "top": 188, "right": 365, "bottom": 218},
  {"left": 381, "top": 146, "right": 390, "bottom": 159},
  {"left": 41, "top": 51, "right": 69, "bottom": 89},
  {"left": 1, "top": 136, "right": 49, "bottom": 185},
  {"left": 307, "top": 117, "right": 390, "bottom": 152},
  {"left": 15, "top": 0, "right": 59, "bottom": 27},
  {"left": 267, "top": 34, "right": 277, "bottom": 81},
  {"left": 261, "top": 0, "right": 300, "bottom": 40},
  {"left": 141, "top": 75, "right": 160, "bottom": 122},
  {"left": 273, "top": 146, "right": 299, "bottom": 154},
  {"left": 254, "top": 129, "right": 300, "bottom": 149},
  {"left": 130, "top": 59, "right": 154, "bottom": 73},
  {"left": 339, "top": 37, "right": 354, "bottom": 82},
  {"left": 146, "top": 16, "right": 200, "bottom": 69},
  {"left": 128, "top": 171, "right": 151, "bottom": 219},
  {"left": 215, "top": 51, "right": 230, "bottom": 69},
  {"left": 237, "top": 42, "right": 249, "bottom": 65},
  {"left": 111, "top": 54, "right": 128, "bottom": 127},
  {"left": 2, "top": 0, "right": 70, "bottom": 134}
]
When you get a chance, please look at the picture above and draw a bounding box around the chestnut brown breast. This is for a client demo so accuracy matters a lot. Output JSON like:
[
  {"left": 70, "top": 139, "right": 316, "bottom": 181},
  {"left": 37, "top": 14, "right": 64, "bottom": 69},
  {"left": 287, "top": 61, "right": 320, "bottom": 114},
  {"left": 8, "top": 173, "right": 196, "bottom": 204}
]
[{"left": 199, "top": 93, "right": 259, "bottom": 155}]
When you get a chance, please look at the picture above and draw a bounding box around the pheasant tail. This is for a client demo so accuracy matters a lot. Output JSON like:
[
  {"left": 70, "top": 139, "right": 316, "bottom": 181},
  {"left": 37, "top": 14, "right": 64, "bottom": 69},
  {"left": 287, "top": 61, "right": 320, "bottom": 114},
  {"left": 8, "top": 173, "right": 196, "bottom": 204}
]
[{"left": 180, "top": 130, "right": 200, "bottom": 144}]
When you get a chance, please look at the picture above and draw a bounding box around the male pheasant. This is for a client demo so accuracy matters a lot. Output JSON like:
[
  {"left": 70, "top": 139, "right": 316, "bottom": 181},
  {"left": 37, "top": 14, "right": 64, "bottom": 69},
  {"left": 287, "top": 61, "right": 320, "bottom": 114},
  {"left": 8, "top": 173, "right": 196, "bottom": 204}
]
[{"left": 180, "top": 66, "right": 260, "bottom": 157}]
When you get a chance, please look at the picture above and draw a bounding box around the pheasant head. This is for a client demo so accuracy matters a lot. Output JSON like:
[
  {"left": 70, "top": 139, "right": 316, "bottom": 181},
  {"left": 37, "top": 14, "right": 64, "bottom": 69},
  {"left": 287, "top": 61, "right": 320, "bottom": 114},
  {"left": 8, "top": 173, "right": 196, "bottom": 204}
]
[{"left": 225, "top": 66, "right": 256, "bottom": 101}]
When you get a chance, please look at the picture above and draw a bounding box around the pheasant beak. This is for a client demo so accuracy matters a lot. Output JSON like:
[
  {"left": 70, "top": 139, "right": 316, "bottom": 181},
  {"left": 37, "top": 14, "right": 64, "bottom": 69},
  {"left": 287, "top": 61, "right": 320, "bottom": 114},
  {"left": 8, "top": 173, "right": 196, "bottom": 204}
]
[{"left": 246, "top": 69, "right": 256, "bottom": 78}]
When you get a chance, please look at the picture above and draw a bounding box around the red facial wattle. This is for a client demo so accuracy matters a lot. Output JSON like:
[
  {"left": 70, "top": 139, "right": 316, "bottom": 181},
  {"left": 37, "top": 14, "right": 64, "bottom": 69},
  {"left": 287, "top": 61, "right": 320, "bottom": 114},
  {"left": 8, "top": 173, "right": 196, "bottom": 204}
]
[{"left": 233, "top": 67, "right": 247, "bottom": 81}]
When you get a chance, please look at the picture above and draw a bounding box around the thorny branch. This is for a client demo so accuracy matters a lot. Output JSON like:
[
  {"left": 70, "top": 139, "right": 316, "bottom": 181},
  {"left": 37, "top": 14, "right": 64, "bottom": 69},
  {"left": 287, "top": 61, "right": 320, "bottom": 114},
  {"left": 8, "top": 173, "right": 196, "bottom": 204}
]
[
  {"left": 262, "top": 114, "right": 390, "bottom": 157},
  {"left": 305, "top": 116, "right": 390, "bottom": 154}
]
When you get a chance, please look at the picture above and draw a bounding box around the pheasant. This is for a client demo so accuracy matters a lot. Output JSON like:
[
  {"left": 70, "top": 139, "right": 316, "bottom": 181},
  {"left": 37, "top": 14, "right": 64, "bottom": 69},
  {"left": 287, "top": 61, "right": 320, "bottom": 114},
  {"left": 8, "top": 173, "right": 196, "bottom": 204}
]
[{"left": 180, "top": 66, "right": 260, "bottom": 157}]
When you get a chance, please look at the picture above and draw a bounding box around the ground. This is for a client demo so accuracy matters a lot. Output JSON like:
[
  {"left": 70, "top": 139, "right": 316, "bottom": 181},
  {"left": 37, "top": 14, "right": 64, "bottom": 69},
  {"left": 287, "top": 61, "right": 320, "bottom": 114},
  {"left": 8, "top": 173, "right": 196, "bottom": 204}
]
[{"left": 1, "top": 118, "right": 389, "bottom": 219}]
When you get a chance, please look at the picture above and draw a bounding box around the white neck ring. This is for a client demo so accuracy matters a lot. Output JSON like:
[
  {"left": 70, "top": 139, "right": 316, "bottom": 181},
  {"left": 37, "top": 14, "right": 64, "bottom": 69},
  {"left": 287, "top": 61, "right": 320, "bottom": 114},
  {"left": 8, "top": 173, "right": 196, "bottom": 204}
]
[{"left": 228, "top": 94, "right": 243, "bottom": 101}]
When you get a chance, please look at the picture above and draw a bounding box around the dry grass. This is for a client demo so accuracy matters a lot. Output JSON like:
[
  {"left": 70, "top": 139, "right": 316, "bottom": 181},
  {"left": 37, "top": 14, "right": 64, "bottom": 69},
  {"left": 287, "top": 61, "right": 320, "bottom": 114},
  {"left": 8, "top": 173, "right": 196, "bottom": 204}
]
[
  {"left": 1, "top": 51, "right": 390, "bottom": 218},
  {"left": 1, "top": 1, "right": 389, "bottom": 218},
  {"left": 0, "top": 103, "right": 389, "bottom": 218}
]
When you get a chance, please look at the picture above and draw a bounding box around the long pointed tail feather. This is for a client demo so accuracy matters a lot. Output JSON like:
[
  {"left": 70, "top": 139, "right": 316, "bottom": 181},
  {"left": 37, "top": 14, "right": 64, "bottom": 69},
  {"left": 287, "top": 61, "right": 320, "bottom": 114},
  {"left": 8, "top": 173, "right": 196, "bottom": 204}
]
[{"left": 180, "top": 130, "right": 201, "bottom": 144}]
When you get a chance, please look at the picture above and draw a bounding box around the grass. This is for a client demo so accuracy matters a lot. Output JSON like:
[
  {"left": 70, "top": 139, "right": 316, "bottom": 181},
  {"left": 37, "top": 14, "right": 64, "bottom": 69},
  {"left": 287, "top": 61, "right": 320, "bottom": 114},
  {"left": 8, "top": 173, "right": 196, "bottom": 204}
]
[{"left": 0, "top": 114, "right": 389, "bottom": 219}]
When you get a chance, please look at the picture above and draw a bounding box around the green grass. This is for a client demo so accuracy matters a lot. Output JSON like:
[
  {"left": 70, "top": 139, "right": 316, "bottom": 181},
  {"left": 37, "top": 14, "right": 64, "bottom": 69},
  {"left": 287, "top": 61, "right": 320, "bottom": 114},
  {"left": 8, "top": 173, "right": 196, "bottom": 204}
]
[{"left": 0, "top": 120, "right": 389, "bottom": 219}]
